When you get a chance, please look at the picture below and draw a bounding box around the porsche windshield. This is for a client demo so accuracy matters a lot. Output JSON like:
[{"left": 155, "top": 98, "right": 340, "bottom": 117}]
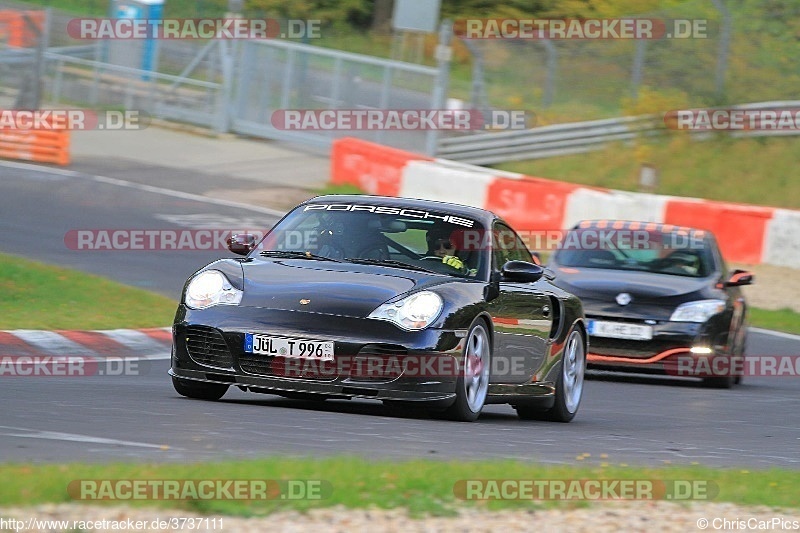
[
  {"left": 255, "top": 203, "right": 486, "bottom": 278},
  {"left": 552, "top": 228, "right": 715, "bottom": 278}
]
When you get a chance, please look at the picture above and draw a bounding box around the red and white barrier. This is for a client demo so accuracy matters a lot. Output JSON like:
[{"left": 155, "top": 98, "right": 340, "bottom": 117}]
[{"left": 330, "top": 137, "right": 800, "bottom": 268}]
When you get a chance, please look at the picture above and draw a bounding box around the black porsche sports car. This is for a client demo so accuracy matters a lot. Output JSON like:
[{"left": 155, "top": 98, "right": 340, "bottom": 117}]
[
  {"left": 547, "top": 220, "right": 753, "bottom": 388},
  {"left": 170, "top": 195, "right": 587, "bottom": 422}
]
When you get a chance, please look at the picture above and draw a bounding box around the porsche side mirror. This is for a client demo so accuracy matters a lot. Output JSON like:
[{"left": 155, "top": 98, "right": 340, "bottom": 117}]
[
  {"left": 227, "top": 233, "right": 256, "bottom": 256},
  {"left": 501, "top": 260, "right": 544, "bottom": 282}
]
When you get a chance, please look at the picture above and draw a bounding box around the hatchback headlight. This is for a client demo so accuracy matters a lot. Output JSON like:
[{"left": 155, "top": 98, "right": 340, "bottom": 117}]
[
  {"left": 368, "top": 291, "right": 443, "bottom": 330},
  {"left": 670, "top": 299, "right": 725, "bottom": 322},
  {"left": 185, "top": 270, "right": 243, "bottom": 309}
]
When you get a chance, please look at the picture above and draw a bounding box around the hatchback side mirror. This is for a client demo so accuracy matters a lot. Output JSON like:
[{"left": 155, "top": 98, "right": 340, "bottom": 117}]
[{"left": 720, "top": 269, "right": 754, "bottom": 287}]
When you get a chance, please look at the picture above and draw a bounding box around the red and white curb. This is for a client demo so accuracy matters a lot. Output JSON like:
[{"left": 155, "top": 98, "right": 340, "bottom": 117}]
[{"left": 0, "top": 327, "right": 172, "bottom": 360}]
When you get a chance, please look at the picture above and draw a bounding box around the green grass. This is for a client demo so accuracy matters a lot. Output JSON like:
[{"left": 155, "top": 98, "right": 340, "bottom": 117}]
[
  {"left": 748, "top": 308, "right": 800, "bottom": 336},
  {"left": 0, "top": 458, "right": 797, "bottom": 515},
  {"left": 495, "top": 135, "right": 800, "bottom": 210},
  {"left": 0, "top": 253, "right": 176, "bottom": 329}
]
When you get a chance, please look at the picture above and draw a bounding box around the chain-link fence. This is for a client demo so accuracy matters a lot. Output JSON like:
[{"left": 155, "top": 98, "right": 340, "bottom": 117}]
[
  {"left": 0, "top": 2, "right": 449, "bottom": 154},
  {"left": 451, "top": 4, "right": 799, "bottom": 123},
  {"left": 1, "top": 2, "right": 797, "bottom": 155}
]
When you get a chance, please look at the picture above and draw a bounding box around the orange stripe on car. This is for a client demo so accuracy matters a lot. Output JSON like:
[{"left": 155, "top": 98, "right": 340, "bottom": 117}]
[{"left": 587, "top": 347, "right": 691, "bottom": 365}]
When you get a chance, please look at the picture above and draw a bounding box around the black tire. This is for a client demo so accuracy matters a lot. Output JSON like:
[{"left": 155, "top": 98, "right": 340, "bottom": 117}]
[
  {"left": 703, "top": 374, "right": 735, "bottom": 388},
  {"left": 442, "top": 319, "right": 492, "bottom": 422},
  {"left": 735, "top": 328, "right": 747, "bottom": 385},
  {"left": 516, "top": 326, "right": 586, "bottom": 422},
  {"left": 172, "top": 376, "right": 229, "bottom": 400}
]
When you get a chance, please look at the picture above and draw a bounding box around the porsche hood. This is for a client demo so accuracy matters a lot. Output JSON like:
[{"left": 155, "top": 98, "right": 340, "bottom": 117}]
[{"left": 238, "top": 258, "right": 437, "bottom": 317}]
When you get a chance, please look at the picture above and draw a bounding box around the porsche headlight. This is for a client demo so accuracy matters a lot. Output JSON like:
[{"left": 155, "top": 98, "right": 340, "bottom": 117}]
[
  {"left": 368, "top": 291, "right": 443, "bottom": 330},
  {"left": 185, "top": 270, "right": 243, "bottom": 309},
  {"left": 670, "top": 299, "right": 725, "bottom": 323}
]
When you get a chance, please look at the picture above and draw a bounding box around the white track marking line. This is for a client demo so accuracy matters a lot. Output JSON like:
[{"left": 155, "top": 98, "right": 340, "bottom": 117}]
[
  {"left": 0, "top": 160, "right": 287, "bottom": 217},
  {"left": 0, "top": 426, "right": 173, "bottom": 449},
  {"left": 749, "top": 327, "right": 800, "bottom": 342}
]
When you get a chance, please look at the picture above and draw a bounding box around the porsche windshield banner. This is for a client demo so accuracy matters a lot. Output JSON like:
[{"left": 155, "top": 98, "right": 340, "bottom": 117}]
[{"left": 303, "top": 203, "right": 476, "bottom": 228}]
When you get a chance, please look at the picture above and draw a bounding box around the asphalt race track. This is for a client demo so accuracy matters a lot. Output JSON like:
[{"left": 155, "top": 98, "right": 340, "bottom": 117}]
[{"left": 1, "top": 163, "right": 798, "bottom": 468}]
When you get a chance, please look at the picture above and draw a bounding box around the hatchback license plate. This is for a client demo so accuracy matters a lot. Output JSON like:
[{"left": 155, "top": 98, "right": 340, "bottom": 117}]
[{"left": 587, "top": 320, "right": 653, "bottom": 341}]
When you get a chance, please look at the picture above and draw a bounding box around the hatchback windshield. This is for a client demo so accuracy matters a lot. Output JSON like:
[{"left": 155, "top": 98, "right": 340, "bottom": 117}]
[{"left": 552, "top": 228, "right": 715, "bottom": 278}]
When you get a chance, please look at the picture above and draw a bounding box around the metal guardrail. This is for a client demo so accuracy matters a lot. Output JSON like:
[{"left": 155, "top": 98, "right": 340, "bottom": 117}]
[{"left": 437, "top": 101, "right": 800, "bottom": 165}]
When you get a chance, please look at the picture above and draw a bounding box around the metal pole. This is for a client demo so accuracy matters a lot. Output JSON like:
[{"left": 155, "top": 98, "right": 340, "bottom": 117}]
[
  {"left": 631, "top": 38, "right": 646, "bottom": 100},
  {"left": 711, "top": 0, "right": 732, "bottom": 98},
  {"left": 426, "top": 19, "right": 452, "bottom": 157},
  {"left": 462, "top": 38, "right": 489, "bottom": 119},
  {"left": 216, "top": 40, "right": 233, "bottom": 132},
  {"left": 542, "top": 38, "right": 557, "bottom": 108}
]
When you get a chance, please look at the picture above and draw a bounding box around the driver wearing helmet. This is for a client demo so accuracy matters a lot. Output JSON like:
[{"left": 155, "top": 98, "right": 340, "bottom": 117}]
[{"left": 426, "top": 228, "right": 475, "bottom": 275}]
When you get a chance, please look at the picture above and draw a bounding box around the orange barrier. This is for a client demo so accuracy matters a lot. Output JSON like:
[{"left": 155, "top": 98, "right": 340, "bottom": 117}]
[
  {"left": 664, "top": 200, "right": 773, "bottom": 264},
  {"left": 485, "top": 176, "right": 582, "bottom": 231},
  {"left": 331, "top": 137, "right": 431, "bottom": 197},
  {"left": 0, "top": 129, "right": 70, "bottom": 166},
  {"left": 0, "top": 10, "right": 44, "bottom": 47}
]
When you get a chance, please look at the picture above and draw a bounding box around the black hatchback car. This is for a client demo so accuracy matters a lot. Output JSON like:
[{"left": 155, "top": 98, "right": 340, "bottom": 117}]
[{"left": 548, "top": 220, "right": 753, "bottom": 387}]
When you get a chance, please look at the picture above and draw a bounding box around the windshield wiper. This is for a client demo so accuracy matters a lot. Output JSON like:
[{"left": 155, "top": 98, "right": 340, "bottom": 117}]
[
  {"left": 344, "top": 257, "right": 438, "bottom": 274},
  {"left": 260, "top": 250, "right": 341, "bottom": 262}
]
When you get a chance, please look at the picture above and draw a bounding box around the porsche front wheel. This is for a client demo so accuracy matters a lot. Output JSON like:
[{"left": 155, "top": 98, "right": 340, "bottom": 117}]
[{"left": 443, "top": 320, "right": 491, "bottom": 422}]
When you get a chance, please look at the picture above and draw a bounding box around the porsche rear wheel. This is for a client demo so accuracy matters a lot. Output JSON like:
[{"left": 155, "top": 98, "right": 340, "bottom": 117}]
[
  {"left": 516, "top": 327, "right": 586, "bottom": 422},
  {"left": 443, "top": 320, "right": 491, "bottom": 422},
  {"left": 172, "top": 376, "right": 229, "bottom": 401}
]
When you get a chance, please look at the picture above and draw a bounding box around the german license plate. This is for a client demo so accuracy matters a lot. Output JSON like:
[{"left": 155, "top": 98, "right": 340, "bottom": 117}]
[
  {"left": 244, "top": 334, "right": 334, "bottom": 361},
  {"left": 587, "top": 320, "right": 653, "bottom": 341}
]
